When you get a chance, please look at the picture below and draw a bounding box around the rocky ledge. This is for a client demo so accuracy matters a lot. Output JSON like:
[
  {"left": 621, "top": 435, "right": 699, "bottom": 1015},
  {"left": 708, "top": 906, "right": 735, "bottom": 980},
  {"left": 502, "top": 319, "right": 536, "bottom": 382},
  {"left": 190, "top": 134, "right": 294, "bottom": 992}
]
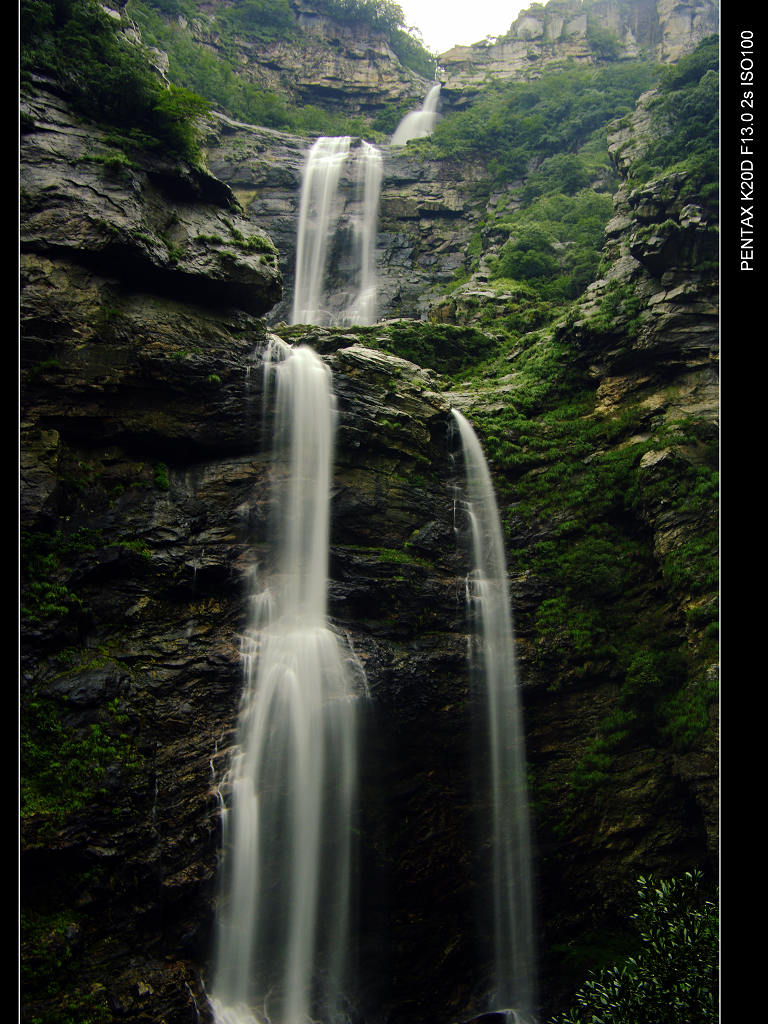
[
  {"left": 202, "top": 112, "right": 488, "bottom": 324},
  {"left": 181, "top": 0, "right": 429, "bottom": 119},
  {"left": 20, "top": 81, "right": 282, "bottom": 317}
]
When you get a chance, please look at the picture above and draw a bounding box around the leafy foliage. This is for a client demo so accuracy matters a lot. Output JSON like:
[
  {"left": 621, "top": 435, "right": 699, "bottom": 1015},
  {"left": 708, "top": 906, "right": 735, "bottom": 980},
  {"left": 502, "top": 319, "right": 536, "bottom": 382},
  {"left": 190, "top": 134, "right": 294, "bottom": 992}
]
[
  {"left": 425, "top": 61, "right": 658, "bottom": 181},
  {"left": 20, "top": 0, "right": 209, "bottom": 161},
  {"left": 629, "top": 35, "right": 719, "bottom": 202},
  {"left": 418, "top": 60, "right": 658, "bottom": 307},
  {"left": 21, "top": 691, "right": 141, "bottom": 822},
  {"left": 359, "top": 321, "right": 499, "bottom": 376},
  {"left": 316, "top": 0, "right": 406, "bottom": 35},
  {"left": 550, "top": 872, "right": 718, "bottom": 1024},
  {"left": 124, "top": 0, "right": 434, "bottom": 131},
  {"left": 492, "top": 189, "right": 614, "bottom": 300},
  {"left": 315, "top": 0, "right": 436, "bottom": 75},
  {"left": 586, "top": 18, "right": 621, "bottom": 61},
  {"left": 457, "top": 321, "right": 718, "bottom": 777},
  {"left": 215, "top": 0, "right": 297, "bottom": 42}
]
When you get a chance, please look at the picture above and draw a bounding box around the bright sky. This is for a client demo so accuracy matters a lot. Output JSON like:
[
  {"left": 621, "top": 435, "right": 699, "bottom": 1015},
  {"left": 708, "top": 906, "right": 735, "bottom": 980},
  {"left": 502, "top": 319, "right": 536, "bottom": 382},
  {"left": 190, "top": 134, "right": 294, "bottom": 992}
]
[{"left": 398, "top": 1, "right": 532, "bottom": 55}]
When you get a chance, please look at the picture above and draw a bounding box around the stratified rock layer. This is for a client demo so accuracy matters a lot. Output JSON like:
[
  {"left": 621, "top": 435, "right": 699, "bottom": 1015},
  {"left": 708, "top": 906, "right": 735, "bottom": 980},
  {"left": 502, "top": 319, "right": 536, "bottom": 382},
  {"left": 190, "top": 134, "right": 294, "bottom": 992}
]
[
  {"left": 21, "top": 85, "right": 282, "bottom": 317},
  {"left": 177, "top": 0, "right": 429, "bottom": 118},
  {"left": 438, "top": 0, "right": 720, "bottom": 105},
  {"left": 20, "top": 28, "right": 718, "bottom": 1020},
  {"left": 202, "top": 113, "right": 487, "bottom": 324}
]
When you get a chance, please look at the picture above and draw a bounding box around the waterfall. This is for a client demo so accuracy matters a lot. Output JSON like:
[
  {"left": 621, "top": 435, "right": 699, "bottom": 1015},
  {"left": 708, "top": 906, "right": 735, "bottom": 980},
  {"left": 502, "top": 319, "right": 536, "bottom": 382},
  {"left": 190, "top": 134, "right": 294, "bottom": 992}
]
[
  {"left": 291, "top": 137, "right": 382, "bottom": 327},
  {"left": 451, "top": 409, "right": 537, "bottom": 1021},
  {"left": 209, "top": 343, "right": 364, "bottom": 1024},
  {"left": 346, "top": 141, "right": 383, "bottom": 326},
  {"left": 390, "top": 83, "right": 441, "bottom": 146}
]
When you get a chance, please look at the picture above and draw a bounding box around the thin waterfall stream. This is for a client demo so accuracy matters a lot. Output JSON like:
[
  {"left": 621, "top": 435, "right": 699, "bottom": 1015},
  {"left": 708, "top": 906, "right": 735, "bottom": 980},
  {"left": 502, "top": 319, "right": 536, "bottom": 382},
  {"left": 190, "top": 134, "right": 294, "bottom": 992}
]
[
  {"left": 452, "top": 409, "right": 538, "bottom": 1022},
  {"left": 390, "top": 83, "right": 441, "bottom": 146},
  {"left": 209, "top": 342, "right": 365, "bottom": 1024}
]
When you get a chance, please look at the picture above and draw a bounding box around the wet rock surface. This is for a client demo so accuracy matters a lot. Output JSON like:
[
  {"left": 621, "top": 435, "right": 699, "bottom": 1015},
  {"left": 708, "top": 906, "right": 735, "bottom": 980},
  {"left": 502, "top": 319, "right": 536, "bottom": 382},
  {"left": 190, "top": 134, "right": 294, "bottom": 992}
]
[
  {"left": 21, "top": 56, "right": 718, "bottom": 1024},
  {"left": 203, "top": 114, "right": 488, "bottom": 324},
  {"left": 184, "top": 0, "right": 429, "bottom": 120},
  {"left": 21, "top": 85, "right": 282, "bottom": 317}
]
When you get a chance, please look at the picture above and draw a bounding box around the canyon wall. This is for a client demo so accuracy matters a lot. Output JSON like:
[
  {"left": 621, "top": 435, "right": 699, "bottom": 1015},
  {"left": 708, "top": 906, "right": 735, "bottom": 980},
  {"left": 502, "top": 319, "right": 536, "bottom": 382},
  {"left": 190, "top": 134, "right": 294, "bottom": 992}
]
[
  {"left": 21, "top": 73, "right": 717, "bottom": 1023},
  {"left": 20, "top": 79, "right": 480, "bottom": 1023},
  {"left": 438, "top": 0, "right": 720, "bottom": 106},
  {"left": 20, "top": 4, "right": 718, "bottom": 1022}
]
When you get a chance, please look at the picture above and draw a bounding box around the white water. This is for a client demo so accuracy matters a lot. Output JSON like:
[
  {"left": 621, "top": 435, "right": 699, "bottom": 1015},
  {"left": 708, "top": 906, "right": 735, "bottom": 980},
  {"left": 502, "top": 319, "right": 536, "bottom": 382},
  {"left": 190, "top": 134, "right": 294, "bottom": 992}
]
[
  {"left": 346, "top": 141, "right": 383, "bottom": 326},
  {"left": 291, "top": 137, "right": 382, "bottom": 326},
  {"left": 210, "top": 344, "right": 362, "bottom": 1024},
  {"left": 451, "top": 409, "right": 537, "bottom": 1020},
  {"left": 390, "top": 83, "right": 441, "bottom": 146}
]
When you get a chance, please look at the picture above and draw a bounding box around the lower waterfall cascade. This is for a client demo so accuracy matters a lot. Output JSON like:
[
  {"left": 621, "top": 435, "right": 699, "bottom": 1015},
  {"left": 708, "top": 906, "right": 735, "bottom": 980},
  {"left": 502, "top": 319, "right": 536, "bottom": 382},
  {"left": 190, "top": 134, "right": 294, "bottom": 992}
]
[
  {"left": 207, "top": 354, "right": 540, "bottom": 1023},
  {"left": 209, "top": 342, "right": 365, "bottom": 1024},
  {"left": 452, "top": 409, "right": 538, "bottom": 1021}
]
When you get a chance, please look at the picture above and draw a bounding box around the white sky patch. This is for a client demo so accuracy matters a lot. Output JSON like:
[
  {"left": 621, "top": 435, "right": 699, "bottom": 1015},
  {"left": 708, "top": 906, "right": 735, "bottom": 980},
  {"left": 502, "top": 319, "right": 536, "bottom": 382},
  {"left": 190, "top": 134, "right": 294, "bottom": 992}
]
[{"left": 398, "top": 1, "right": 531, "bottom": 55}]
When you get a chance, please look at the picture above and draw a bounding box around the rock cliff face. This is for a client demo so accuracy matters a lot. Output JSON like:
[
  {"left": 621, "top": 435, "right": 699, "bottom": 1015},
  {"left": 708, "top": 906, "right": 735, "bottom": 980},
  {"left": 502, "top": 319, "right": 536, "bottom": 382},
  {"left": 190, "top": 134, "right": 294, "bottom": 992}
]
[
  {"left": 148, "top": 0, "right": 719, "bottom": 121},
  {"left": 20, "top": 78, "right": 478, "bottom": 1024},
  {"left": 20, "top": 19, "right": 718, "bottom": 1024},
  {"left": 487, "top": 83, "right": 718, "bottom": 1003},
  {"left": 130, "top": 0, "right": 720, "bottom": 328},
  {"left": 202, "top": 111, "right": 488, "bottom": 324},
  {"left": 164, "top": 0, "right": 429, "bottom": 119},
  {"left": 21, "top": 82, "right": 282, "bottom": 317},
  {"left": 438, "top": 0, "right": 719, "bottom": 105}
]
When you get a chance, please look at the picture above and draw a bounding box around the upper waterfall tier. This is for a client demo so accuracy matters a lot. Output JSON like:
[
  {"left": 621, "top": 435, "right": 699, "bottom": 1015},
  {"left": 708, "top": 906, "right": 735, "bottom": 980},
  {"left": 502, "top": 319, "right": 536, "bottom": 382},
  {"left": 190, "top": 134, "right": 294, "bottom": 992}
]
[
  {"left": 291, "top": 137, "right": 383, "bottom": 327},
  {"left": 390, "top": 84, "right": 441, "bottom": 146}
]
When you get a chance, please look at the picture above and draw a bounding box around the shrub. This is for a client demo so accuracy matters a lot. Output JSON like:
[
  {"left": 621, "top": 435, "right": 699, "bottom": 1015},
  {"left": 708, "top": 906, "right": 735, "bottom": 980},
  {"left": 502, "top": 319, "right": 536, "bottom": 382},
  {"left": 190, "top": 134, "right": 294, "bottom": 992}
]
[
  {"left": 586, "top": 19, "right": 621, "bottom": 61},
  {"left": 426, "top": 61, "right": 658, "bottom": 182},
  {"left": 21, "top": 0, "right": 210, "bottom": 162},
  {"left": 629, "top": 36, "right": 719, "bottom": 202},
  {"left": 550, "top": 871, "right": 718, "bottom": 1024},
  {"left": 216, "top": 0, "right": 296, "bottom": 42}
]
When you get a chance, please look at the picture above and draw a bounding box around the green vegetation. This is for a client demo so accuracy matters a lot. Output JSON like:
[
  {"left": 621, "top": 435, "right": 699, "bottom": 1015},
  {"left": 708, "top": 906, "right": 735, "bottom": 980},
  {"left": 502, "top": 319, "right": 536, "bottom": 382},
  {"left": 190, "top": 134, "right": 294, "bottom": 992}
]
[
  {"left": 21, "top": 688, "right": 142, "bottom": 824},
  {"left": 21, "top": 907, "right": 112, "bottom": 1024},
  {"left": 126, "top": 0, "right": 303, "bottom": 132},
  {"left": 214, "top": 0, "right": 297, "bottom": 42},
  {"left": 628, "top": 35, "right": 719, "bottom": 204},
  {"left": 585, "top": 17, "right": 621, "bottom": 61},
  {"left": 124, "top": 0, "right": 434, "bottom": 134},
  {"left": 492, "top": 189, "right": 615, "bottom": 302},
  {"left": 408, "top": 59, "right": 659, "bottom": 310},
  {"left": 21, "top": 526, "right": 151, "bottom": 624},
  {"left": 316, "top": 0, "right": 437, "bottom": 77},
  {"left": 153, "top": 461, "right": 171, "bottom": 490},
  {"left": 20, "top": 531, "right": 146, "bottom": 834},
  {"left": 366, "top": 321, "right": 499, "bottom": 376},
  {"left": 21, "top": 527, "right": 98, "bottom": 624},
  {"left": 418, "top": 35, "right": 716, "bottom": 323},
  {"left": 448, "top": 316, "right": 718, "bottom": 779},
  {"left": 582, "top": 278, "right": 649, "bottom": 338},
  {"left": 550, "top": 872, "right": 718, "bottom": 1024},
  {"left": 423, "top": 61, "right": 658, "bottom": 183},
  {"left": 412, "top": 42, "right": 719, "bottom": 793},
  {"left": 19, "top": 8, "right": 719, "bottom": 1018},
  {"left": 20, "top": 0, "right": 210, "bottom": 162}
]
